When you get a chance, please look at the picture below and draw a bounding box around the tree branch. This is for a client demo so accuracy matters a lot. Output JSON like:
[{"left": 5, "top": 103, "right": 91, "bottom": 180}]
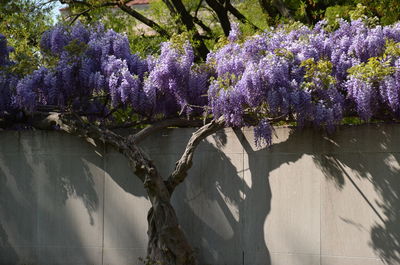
[
  {"left": 165, "top": 116, "right": 225, "bottom": 193},
  {"left": 194, "top": 0, "right": 203, "bottom": 17},
  {"left": 225, "top": 1, "right": 260, "bottom": 31},
  {"left": 59, "top": 0, "right": 92, "bottom": 7},
  {"left": 257, "top": 0, "right": 291, "bottom": 19},
  {"left": 62, "top": 1, "right": 168, "bottom": 36},
  {"left": 67, "top": 8, "right": 91, "bottom": 24},
  {"left": 117, "top": 3, "right": 170, "bottom": 37},
  {"left": 204, "top": 0, "right": 231, "bottom": 36},
  {"left": 30, "top": 112, "right": 159, "bottom": 184},
  {"left": 192, "top": 0, "right": 213, "bottom": 36},
  {"left": 168, "top": 0, "right": 209, "bottom": 59},
  {"left": 162, "top": 0, "right": 179, "bottom": 18},
  {"left": 272, "top": 0, "right": 292, "bottom": 18},
  {"left": 193, "top": 16, "right": 213, "bottom": 36}
]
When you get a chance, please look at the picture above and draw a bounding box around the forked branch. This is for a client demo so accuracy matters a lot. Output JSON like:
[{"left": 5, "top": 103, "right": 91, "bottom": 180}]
[{"left": 166, "top": 116, "right": 225, "bottom": 193}]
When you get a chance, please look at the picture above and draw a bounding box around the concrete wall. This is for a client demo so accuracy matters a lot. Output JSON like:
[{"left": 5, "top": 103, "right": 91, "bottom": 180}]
[{"left": 0, "top": 124, "right": 399, "bottom": 265}]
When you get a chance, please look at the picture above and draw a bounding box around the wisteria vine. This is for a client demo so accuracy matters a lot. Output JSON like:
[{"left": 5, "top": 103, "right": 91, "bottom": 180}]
[{"left": 1, "top": 19, "right": 400, "bottom": 145}]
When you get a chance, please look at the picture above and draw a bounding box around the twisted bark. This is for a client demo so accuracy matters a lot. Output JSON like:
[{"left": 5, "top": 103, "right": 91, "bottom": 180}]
[{"left": 147, "top": 198, "right": 196, "bottom": 265}]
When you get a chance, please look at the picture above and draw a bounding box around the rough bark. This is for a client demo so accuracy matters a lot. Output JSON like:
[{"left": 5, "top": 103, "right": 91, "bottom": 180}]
[
  {"left": 15, "top": 112, "right": 285, "bottom": 264},
  {"left": 146, "top": 188, "right": 196, "bottom": 265},
  {"left": 145, "top": 117, "right": 227, "bottom": 263}
]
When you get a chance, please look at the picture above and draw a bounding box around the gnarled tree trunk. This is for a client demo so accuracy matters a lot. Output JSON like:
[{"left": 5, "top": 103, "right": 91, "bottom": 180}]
[
  {"left": 141, "top": 164, "right": 196, "bottom": 264},
  {"left": 147, "top": 199, "right": 196, "bottom": 265}
]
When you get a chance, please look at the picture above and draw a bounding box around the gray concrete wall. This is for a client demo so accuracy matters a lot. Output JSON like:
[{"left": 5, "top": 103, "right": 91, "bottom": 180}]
[{"left": 0, "top": 124, "right": 399, "bottom": 265}]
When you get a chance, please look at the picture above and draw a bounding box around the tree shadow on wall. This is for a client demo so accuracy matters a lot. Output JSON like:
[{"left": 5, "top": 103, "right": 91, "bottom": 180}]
[
  {"left": 247, "top": 124, "right": 400, "bottom": 265},
  {"left": 171, "top": 128, "right": 305, "bottom": 265},
  {"left": 0, "top": 131, "right": 104, "bottom": 265},
  {"left": 173, "top": 124, "right": 400, "bottom": 265},
  {"left": 307, "top": 124, "right": 400, "bottom": 265},
  {"left": 2, "top": 125, "right": 397, "bottom": 265},
  {"left": 0, "top": 221, "right": 18, "bottom": 265},
  {"left": 172, "top": 134, "right": 252, "bottom": 265}
]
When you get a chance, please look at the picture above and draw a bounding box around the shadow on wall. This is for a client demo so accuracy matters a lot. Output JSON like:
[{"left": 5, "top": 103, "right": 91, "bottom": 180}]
[
  {"left": 0, "top": 219, "right": 18, "bottom": 264},
  {"left": 172, "top": 124, "right": 400, "bottom": 265},
  {"left": 271, "top": 124, "right": 400, "bottom": 265},
  {"left": 0, "top": 131, "right": 103, "bottom": 265},
  {"left": 308, "top": 124, "right": 400, "bottom": 265},
  {"left": 171, "top": 130, "right": 275, "bottom": 265},
  {"left": 170, "top": 129, "right": 305, "bottom": 265},
  {"left": 0, "top": 125, "right": 400, "bottom": 265}
]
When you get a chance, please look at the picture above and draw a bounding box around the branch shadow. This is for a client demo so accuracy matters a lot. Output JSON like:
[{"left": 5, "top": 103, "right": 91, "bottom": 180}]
[
  {"left": 0, "top": 222, "right": 18, "bottom": 265},
  {"left": 0, "top": 131, "right": 104, "bottom": 265},
  {"left": 1, "top": 124, "right": 399, "bottom": 265},
  {"left": 171, "top": 132, "right": 248, "bottom": 264},
  {"left": 171, "top": 128, "right": 305, "bottom": 265},
  {"left": 308, "top": 124, "right": 400, "bottom": 264},
  {"left": 172, "top": 124, "right": 400, "bottom": 265},
  {"left": 236, "top": 128, "right": 311, "bottom": 264}
]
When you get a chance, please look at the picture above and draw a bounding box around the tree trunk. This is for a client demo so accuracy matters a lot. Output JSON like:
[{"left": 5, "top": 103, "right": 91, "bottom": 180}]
[
  {"left": 146, "top": 199, "right": 196, "bottom": 265},
  {"left": 142, "top": 166, "right": 196, "bottom": 264}
]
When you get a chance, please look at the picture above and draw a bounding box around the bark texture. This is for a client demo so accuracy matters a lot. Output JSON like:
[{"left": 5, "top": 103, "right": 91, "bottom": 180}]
[{"left": 147, "top": 198, "right": 196, "bottom": 265}]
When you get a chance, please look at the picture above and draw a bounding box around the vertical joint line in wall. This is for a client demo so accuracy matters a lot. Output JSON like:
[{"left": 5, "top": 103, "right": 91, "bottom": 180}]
[
  {"left": 101, "top": 154, "right": 106, "bottom": 265},
  {"left": 319, "top": 156, "right": 322, "bottom": 265},
  {"left": 242, "top": 128, "right": 245, "bottom": 265}
]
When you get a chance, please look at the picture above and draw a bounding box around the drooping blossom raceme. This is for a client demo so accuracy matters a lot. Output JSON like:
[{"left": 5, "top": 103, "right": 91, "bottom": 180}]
[
  {"left": 143, "top": 41, "right": 209, "bottom": 117},
  {"left": 18, "top": 23, "right": 151, "bottom": 117}
]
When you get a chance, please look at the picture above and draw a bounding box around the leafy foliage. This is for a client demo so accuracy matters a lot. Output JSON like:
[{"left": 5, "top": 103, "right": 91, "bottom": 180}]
[
  {"left": 0, "top": 0, "right": 55, "bottom": 75},
  {"left": 3, "top": 18, "right": 400, "bottom": 146}
]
